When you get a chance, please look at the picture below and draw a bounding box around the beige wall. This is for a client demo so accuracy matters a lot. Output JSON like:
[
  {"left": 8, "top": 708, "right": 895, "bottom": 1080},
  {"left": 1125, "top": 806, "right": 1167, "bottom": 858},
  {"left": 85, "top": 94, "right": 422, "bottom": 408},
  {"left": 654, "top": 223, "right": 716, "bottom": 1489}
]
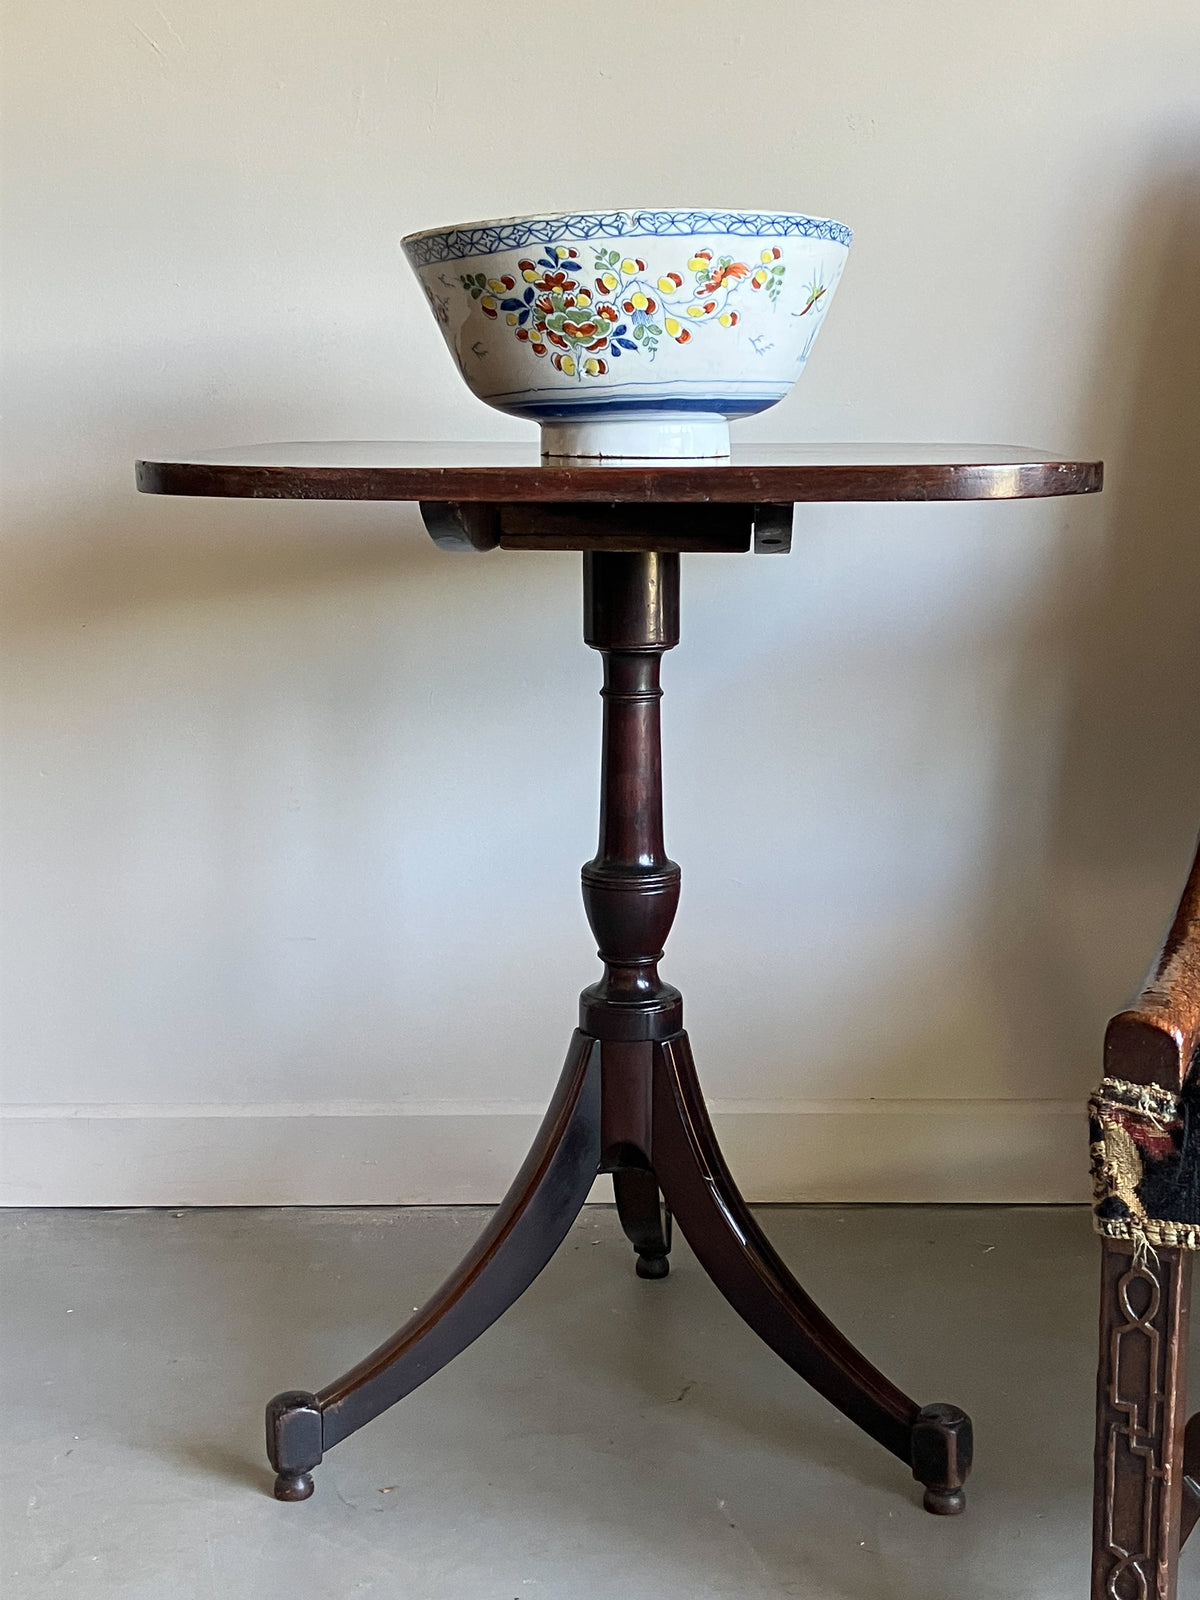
[{"left": 3, "top": 1, "right": 1200, "bottom": 1202}]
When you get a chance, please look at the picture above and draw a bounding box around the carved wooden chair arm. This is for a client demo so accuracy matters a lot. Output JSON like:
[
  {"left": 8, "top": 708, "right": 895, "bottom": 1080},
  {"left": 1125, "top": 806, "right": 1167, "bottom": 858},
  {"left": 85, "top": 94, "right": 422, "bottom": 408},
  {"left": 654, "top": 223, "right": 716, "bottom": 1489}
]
[{"left": 1104, "top": 832, "right": 1200, "bottom": 1091}]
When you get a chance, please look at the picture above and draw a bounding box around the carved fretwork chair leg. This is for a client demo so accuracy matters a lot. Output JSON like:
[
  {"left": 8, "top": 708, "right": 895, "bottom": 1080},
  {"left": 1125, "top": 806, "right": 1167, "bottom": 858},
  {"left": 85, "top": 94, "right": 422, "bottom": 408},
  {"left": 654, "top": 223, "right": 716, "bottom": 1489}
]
[
  {"left": 1092, "top": 1240, "right": 1193, "bottom": 1597},
  {"left": 1087, "top": 825, "right": 1200, "bottom": 1596}
]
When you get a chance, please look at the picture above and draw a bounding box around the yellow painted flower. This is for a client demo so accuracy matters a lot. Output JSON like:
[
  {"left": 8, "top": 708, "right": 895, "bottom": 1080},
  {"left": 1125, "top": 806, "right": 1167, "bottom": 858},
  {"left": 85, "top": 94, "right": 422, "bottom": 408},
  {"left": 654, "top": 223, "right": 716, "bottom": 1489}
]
[
  {"left": 522, "top": 268, "right": 539, "bottom": 282},
  {"left": 657, "top": 277, "right": 677, "bottom": 294},
  {"left": 664, "top": 317, "right": 680, "bottom": 336},
  {"left": 630, "top": 291, "right": 648, "bottom": 310},
  {"left": 506, "top": 312, "right": 519, "bottom": 326},
  {"left": 488, "top": 278, "right": 507, "bottom": 292},
  {"left": 752, "top": 269, "right": 770, "bottom": 286},
  {"left": 560, "top": 355, "right": 576, "bottom": 375},
  {"left": 759, "top": 250, "right": 773, "bottom": 265},
  {"left": 686, "top": 303, "right": 706, "bottom": 318},
  {"left": 576, "top": 288, "right": 591, "bottom": 304},
  {"left": 718, "top": 313, "right": 733, "bottom": 327},
  {"left": 687, "top": 256, "right": 707, "bottom": 271},
  {"left": 619, "top": 258, "right": 638, "bottom": 274}
]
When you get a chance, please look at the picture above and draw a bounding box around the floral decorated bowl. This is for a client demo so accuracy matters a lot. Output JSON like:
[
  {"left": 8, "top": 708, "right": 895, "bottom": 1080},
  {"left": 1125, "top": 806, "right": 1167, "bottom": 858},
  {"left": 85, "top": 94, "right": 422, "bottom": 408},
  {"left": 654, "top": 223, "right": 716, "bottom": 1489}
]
[{"left": 402, "top": 209, "right": 851, "bottom": 459}]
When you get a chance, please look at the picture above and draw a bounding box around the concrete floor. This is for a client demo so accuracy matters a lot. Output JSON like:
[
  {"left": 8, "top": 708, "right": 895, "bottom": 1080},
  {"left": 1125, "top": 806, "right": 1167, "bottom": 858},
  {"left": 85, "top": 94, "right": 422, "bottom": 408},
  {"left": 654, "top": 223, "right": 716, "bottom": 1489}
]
[{"left": 2, "top": 1207, "right": 1196, "bottom": 1600}]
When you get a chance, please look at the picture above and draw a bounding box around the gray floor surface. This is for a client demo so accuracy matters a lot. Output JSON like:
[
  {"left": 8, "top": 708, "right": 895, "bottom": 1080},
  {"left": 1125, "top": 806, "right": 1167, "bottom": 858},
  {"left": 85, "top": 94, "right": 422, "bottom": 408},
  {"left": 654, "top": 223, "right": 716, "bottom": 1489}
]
[{"left": 2, "top": 1205, "right": 1195, "bottom": 1600}]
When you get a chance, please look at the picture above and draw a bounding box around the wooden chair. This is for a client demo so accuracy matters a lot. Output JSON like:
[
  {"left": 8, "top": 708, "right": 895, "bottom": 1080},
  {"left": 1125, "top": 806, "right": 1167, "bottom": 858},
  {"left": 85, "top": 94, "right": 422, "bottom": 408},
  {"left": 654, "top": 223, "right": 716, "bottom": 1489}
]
[{"left": 1092, "top": 841, "right": 1200, "bottom": 1598}]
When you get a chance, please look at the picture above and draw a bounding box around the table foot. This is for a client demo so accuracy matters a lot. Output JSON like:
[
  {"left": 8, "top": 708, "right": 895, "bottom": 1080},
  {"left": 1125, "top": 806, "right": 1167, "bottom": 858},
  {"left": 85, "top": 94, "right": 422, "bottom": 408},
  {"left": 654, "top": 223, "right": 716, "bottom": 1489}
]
[
  {"left": 635, "top": 1251, "right": 671, "bottom": 1280},
  {"left": 273, "top": 1471, "right": 315, "bottom": 1502},
  {"left": 650, "top": 1031, "right": 974, "bottom": 1505},
  {"left": 613, "top": 1168, "right": 672, "bottom": 1280},
  {"left": 265, "top": 1034, "right": 601, "bottom": 1498},
  {"left": 265, "top": 1389, "right": 321, "bottom": 1501},
  {"left": 912, "top": 1403, "right": 973, "bottom": 1516}
]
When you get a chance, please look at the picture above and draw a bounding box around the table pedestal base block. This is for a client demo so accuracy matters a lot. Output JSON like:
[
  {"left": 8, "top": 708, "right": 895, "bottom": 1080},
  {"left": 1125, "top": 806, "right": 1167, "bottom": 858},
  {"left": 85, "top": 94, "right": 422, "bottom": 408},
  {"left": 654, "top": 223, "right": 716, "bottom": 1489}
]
[{"left": 266, "top": 547, "right": 973, "bottom": 1518}]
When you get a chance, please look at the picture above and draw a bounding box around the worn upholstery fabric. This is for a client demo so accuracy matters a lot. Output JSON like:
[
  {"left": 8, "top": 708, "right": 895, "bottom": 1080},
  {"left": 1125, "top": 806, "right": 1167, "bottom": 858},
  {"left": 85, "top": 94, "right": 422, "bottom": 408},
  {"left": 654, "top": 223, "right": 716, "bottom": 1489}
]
[{"left": 1089, "top": 1073, "right": 1200, "bottom": 1251}]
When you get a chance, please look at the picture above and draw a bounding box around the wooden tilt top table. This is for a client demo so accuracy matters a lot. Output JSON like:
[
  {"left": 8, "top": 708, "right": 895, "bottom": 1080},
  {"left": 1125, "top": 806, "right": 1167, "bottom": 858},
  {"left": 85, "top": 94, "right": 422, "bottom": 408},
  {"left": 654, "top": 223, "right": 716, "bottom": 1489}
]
[{"left": 137, "top": 442, "right": 1103, "bottom": 1518}]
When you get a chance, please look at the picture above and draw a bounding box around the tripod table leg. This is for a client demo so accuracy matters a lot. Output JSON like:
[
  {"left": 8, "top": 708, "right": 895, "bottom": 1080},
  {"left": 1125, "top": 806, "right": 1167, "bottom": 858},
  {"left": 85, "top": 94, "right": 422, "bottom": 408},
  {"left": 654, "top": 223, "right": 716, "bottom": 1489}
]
[
  {"left": 267, "top": 1032, "right": 601, "bottom": 1500},
  {"left": 649, "top": 1031, "right": 973, "bottom": 1513},
  {"left": 613, "top": 1168, "right": 673, "bottom": 1280}
]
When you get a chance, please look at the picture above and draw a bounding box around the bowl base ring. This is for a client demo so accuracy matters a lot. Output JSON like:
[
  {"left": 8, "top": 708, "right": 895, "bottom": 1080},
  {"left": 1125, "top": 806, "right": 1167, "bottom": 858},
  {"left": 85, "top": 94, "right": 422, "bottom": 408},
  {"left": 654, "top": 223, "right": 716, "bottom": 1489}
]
[{"left": 539, "top": 413, "right": 731, "bottom": 462}]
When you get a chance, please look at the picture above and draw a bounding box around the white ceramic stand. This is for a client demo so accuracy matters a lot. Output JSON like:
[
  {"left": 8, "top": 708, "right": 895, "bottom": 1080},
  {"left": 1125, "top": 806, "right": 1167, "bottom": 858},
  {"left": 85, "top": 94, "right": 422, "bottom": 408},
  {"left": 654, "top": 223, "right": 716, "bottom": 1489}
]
[{"left": 539, "top": 414, "right": 731, "bottom": 461}]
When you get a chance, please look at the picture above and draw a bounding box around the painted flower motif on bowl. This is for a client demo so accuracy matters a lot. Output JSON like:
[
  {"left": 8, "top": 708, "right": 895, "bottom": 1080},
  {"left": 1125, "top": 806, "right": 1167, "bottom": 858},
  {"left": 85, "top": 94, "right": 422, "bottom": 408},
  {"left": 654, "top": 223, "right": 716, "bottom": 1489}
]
[
  {"left": 403, "top": 209, "right": 851, "bottom": 458},
  {"left": 459, "top": 244, "right": 802, "bottom": 380}
]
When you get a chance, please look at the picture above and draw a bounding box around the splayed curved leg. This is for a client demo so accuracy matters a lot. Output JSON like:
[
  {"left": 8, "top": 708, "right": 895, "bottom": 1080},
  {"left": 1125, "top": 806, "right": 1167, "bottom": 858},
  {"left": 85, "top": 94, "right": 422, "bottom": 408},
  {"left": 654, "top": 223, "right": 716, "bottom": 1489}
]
[
  {"left": 613, "top": 1168, "right": 673, "bottom": 1280},
  {"left": 267, "top": 1032, "right": 601, "bottom": 1500},
  {"left": 650, "top": 1031, "right": 972, "bottom": 1513}
]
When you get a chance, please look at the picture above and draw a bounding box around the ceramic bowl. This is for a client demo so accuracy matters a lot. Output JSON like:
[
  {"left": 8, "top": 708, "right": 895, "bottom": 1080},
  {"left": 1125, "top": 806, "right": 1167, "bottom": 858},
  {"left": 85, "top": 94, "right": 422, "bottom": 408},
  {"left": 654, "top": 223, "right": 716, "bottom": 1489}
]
[{"left": 402, "top": 209, "right": 851, "bottom": 459}]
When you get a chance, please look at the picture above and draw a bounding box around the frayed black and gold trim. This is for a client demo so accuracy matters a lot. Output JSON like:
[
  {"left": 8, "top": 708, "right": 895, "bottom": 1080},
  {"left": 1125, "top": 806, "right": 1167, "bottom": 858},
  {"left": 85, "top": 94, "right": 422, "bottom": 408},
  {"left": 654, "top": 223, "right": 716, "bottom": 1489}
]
[{"left": 1089, "top": 1074, "right": 1200, "bottom": 1251}]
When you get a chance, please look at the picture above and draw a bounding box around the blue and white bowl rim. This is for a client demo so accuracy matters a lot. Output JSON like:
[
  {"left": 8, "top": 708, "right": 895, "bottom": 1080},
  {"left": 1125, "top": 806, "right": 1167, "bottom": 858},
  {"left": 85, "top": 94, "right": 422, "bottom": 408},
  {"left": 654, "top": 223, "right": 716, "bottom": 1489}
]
[{"left": 402, "top": 208, "right": 853, "bottom": 266}]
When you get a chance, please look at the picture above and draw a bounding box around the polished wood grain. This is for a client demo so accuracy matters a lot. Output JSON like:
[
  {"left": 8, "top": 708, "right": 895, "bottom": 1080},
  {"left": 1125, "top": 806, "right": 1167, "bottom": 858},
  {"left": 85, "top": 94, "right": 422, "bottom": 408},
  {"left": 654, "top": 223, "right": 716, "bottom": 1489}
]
[
  {"left": 136, "top": 441, "right": 1102, "bottom": 504},
  {"left": 1105, "top": 834, "right": 1200, "bottom": 1089}
]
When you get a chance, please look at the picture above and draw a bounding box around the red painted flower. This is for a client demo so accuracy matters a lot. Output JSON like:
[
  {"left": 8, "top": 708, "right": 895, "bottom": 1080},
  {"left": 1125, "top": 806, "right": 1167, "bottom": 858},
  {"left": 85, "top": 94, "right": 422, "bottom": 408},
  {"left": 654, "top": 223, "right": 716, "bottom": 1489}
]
[
  {"left": 701, "top": 261, "right": 750, "bottom": 292},
  {"left": 535, "top": 271, "right": 577, "bottom": 293},
  {"left": 596, "top": 303, "right": 619, "bottom": 322}
]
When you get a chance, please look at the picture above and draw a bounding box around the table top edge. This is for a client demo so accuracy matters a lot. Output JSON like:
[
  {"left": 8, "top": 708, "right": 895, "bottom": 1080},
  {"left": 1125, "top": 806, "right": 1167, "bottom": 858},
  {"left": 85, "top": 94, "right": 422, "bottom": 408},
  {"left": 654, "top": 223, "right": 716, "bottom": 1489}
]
[{"left": 135, "top": 448, "right": 1104, "bottom": 504}]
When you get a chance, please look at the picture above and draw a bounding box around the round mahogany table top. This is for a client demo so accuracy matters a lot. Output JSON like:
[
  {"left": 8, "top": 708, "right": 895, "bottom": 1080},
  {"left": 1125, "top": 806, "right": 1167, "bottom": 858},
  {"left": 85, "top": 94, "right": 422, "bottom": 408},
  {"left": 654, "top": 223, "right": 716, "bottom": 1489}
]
[{"left": 136, "top": 442, "right": 1102, "bottom": 504}]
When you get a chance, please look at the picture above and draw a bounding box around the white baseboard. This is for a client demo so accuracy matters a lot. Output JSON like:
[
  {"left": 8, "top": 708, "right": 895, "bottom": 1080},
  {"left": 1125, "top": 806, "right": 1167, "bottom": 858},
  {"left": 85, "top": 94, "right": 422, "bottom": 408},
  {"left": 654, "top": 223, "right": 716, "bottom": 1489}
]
[{"left": 0, "top": 1098, "right": 1088, "bottom": 1207}]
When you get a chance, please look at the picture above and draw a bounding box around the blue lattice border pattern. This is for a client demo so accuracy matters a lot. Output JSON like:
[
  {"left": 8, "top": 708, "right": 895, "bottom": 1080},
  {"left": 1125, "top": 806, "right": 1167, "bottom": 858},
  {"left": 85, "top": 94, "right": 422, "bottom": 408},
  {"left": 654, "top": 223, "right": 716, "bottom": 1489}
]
[{"left": 404, "top": 210, "right": 852, "bottom": 267}]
